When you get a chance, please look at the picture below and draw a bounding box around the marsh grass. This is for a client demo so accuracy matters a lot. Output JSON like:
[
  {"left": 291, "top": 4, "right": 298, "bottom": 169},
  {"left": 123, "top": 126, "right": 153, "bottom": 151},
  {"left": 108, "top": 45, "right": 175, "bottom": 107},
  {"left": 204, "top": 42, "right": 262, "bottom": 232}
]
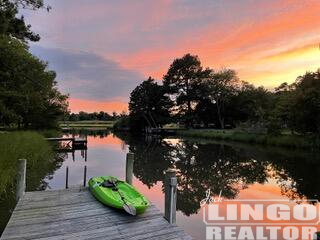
[
  {"left": 0, "top": 131, "right": 54, "bottom": 196},
  {"left": 177, "top": 129, "right": 318, "bottom": 149}
]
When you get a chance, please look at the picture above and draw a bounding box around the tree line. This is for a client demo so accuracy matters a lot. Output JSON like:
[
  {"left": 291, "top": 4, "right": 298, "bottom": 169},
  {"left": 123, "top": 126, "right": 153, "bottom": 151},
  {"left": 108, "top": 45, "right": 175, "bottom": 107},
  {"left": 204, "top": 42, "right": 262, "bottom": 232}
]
[
  {"left": 128, "top": 53, "right": 320, "bottom": 135},
  {"left": 64, "top": 111, "right": 124, "bottom": 122},
  {"left": 0, "top": 0, "right": 68, "bottom": 128}
]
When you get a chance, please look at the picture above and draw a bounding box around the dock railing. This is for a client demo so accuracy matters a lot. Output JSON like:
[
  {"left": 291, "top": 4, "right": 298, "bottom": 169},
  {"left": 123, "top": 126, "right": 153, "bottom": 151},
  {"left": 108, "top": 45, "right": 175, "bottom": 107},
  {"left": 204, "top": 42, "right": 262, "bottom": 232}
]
[
  {"left": 164, "top": 168, "right": 177, "bottom": 224},
  {"left": 126, "top": 152, "right": 134, "bottom": 185},
  {"left": 16, "top": 159, "right": 26, "bottom": 201}
]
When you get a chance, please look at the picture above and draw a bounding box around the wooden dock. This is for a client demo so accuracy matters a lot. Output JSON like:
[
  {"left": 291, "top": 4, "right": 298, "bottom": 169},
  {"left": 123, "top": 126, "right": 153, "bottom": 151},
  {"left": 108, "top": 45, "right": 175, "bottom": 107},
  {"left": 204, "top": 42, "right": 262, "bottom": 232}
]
[
  {"left": 1, "top": 187, "right": 192, "bottom": 240},
  {"left": 46, "top": 137, "right": 88, "bottom": 150}
]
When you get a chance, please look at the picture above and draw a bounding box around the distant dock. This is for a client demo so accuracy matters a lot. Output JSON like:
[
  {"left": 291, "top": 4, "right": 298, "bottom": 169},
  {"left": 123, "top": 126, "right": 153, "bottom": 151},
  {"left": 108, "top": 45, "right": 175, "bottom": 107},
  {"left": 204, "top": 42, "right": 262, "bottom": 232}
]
[{"left": 46, "top": 137, "right": 88, "bottom": 150}]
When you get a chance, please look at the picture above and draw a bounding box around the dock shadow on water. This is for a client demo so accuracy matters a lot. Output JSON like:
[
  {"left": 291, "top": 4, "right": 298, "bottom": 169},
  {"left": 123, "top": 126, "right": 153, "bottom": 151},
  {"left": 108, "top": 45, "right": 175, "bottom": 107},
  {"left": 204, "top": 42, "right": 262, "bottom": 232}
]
[{"left": 1, "top": 129, "right": 320, "bottom": 239}]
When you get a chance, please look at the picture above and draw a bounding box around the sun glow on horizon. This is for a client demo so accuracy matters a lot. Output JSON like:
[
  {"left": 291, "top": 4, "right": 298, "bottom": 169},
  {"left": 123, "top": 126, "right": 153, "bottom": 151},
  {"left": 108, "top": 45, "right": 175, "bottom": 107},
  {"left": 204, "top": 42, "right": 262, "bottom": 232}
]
[{"left": 27, "top": 0, "right": 320, "bottom": 112}]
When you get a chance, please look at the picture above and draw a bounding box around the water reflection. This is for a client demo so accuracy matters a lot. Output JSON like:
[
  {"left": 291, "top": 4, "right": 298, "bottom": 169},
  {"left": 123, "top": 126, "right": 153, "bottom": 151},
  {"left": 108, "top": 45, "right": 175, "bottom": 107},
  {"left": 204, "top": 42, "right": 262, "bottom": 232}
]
[
  {"left": 115, "top": 132, "right": 320, "bottom": 217},
  {"left": 1, "top": 130, "right": 320, "bottom": 239}
]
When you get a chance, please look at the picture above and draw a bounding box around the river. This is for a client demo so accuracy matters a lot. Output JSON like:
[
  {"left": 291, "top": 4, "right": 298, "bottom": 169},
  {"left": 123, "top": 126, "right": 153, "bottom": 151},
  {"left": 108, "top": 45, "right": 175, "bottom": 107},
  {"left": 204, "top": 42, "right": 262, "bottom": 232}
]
[{"left": 1, "top": 130, "right": 320, "bottom": 239}]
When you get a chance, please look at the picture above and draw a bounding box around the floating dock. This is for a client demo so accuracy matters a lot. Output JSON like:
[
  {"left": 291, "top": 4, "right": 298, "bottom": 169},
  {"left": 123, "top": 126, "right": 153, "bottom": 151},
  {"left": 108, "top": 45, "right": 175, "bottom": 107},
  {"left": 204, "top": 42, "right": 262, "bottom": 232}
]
[{"left": 0, "top": 187, "right": 192, "bottom": 240}]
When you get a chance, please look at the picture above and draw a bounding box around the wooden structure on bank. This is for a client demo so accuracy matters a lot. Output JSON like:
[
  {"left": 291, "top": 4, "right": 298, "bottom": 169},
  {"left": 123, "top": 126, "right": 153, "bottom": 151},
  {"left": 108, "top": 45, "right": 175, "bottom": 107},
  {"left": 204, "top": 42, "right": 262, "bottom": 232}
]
[
  {"left": 47, "top": 136, "right": 88, "bottom": 161},
  {"left": 46, "top": 136, "right": 87, "bottom": 150},
  {"left": 1, "top": 158, "right": 191, "bottom": 240}
]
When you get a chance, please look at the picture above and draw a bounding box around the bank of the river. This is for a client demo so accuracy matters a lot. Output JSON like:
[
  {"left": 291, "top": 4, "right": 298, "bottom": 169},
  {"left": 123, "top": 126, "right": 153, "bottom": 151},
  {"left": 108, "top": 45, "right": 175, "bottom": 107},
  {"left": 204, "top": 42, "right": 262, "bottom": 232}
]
[
  {"left": 0, "top": 131, "right": 56, "bottom": 194},
  {"left": 59, "top": 120, "right": 115, "bottom": 129},
  {"left": 0, "top": 131, "right": 62, "bottom": 234},
  {"left": 175, "top": 129, "right": 319, "bottom": 149}
]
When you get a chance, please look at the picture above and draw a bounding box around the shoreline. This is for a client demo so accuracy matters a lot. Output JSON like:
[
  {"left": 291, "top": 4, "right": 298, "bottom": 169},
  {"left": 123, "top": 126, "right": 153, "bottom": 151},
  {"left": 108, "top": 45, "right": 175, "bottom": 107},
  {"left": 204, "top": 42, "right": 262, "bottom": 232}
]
[{"left": 175, "top": 129, "right": 319, "bottom": 150}]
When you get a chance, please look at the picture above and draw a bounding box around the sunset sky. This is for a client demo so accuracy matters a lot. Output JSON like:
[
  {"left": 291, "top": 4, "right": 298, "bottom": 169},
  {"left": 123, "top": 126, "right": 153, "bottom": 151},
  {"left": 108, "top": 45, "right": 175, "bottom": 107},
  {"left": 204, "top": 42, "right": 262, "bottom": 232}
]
[{"left": 25, "top": 0, "right": 320, "bottom": 113}]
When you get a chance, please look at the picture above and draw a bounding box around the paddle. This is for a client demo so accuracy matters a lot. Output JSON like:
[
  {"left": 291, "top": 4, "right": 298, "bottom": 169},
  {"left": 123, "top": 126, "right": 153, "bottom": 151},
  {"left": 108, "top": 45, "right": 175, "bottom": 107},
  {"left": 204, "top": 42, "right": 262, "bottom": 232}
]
[{"left": 101, "top": 179, "right": 137, "bottom": 216}]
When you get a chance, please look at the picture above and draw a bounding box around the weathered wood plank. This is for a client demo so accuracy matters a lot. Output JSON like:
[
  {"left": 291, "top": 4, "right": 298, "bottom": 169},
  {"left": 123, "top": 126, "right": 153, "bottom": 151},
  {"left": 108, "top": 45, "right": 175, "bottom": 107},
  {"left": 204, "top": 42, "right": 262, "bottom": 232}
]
[{"left": 1, "top": 187, "right": 192, "bottom": 240}]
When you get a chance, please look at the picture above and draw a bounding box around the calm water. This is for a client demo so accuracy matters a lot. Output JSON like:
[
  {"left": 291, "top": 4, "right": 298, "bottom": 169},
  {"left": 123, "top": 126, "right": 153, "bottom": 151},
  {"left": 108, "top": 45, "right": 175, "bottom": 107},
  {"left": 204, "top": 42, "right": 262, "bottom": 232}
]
[{"left": 1, "top": 130, "right": 320, "bottom": 239}]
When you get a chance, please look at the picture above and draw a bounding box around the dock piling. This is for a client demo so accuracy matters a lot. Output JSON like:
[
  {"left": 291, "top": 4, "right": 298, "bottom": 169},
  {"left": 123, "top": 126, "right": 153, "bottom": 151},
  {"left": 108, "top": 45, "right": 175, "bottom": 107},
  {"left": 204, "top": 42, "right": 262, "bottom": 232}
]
[
  {"left": 164, "top": 168, "right": 177, "bottom": 224},
  {"left": 65, "top": 166, "right": 69, "bottom": 189},
  {"left": 16, "top": 159, "right": 27, "bottom": 201},
  {"left": 126, "top": 152, "right": 134, "bottom": 185},
  {"left": 83, "top": 165, "right": 87, "bottom": 187}
]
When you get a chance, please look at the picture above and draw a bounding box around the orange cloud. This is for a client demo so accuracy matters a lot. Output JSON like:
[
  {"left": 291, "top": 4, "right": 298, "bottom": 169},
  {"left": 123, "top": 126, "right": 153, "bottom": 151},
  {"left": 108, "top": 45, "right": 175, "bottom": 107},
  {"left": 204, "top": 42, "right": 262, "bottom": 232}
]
[
  {"left": 30, "top": 0, "right": 320, "bottom": 112},
  {"left": 111, "top": 0, "right": 320, "bottom": 86},
  {"left": 69, "top": 98, "right": 128, "bottom": 113}
]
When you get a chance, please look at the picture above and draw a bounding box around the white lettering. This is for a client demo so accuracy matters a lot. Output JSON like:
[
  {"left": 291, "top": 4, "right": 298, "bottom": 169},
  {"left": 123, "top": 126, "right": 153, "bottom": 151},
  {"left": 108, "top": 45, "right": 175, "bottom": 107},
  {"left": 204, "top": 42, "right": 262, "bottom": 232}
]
[
  {"left": 227, "top": 204, "right": 237, "bottom": 220},
  {"left": 293, "top": 204, "right": 317, "bottom": 221},
  {"left": 241, "top": 204, "right": 264, "bottom": 220},
  {"left": 283, "top": 227, "right": 299, "bottom": 240},
  {"left": 256, "top": 226, "right": 268, "bottom": 239},
  {"left": 301, "top": 227, "right": 317, "bottom": 240},
  {"left": 208, "top": 204, "right": 225, "bottom": 220},
  {"left": 225, "top": 227, "right": 237, "bottom": 240},
  {"left": 206, "top": 227, "right": 221, "bottom": 240},
  {"left": 267, "top": 204, "right": 290, "bottom": 220},
  {"left": 266, "top": 226, "right": 281, "bottom": 240},
  {"left": 238, "top": 227, "right": 254, "bottom": 240}
]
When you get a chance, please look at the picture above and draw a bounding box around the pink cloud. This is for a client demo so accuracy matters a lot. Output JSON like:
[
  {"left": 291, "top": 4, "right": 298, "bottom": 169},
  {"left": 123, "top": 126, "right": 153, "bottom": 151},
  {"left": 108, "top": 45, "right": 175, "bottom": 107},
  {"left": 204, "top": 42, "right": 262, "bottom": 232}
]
[{"left": 69, "top": 98, "right": 128, "bottom": 113}]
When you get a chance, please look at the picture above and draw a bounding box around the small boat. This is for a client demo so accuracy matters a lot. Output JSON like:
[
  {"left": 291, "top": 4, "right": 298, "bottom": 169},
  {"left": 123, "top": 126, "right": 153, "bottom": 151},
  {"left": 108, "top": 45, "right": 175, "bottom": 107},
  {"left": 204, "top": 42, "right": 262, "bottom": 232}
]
[{"left": 89, "top": 176, "right": 150, "bottom": 215}]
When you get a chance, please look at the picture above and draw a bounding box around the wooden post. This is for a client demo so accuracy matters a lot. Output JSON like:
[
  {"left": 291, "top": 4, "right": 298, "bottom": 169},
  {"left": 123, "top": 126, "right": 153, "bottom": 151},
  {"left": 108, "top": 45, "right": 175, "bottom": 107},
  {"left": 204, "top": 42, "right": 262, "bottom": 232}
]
[
  {"left": 16, "top": 159, "right": 27, "bottom": 201},
  {"left": 83, "top": 165, "right": 87, "bottom": 187},
  {"left": 65, "top": 166, "right": 69, "bottom": 189},
  {"left": 164, "top": 169, "right": 177, "bottom": 224},
  {"left": 126, "top": 152, "right": 134, "bottom": 185}
]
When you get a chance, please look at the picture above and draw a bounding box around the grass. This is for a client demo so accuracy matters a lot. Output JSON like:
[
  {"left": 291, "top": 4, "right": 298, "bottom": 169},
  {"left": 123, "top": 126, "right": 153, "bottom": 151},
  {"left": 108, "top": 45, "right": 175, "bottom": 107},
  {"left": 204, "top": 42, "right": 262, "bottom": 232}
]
[
  {"left": 59, "top": 120, "right": 115, "bottom": 129},
  {"left": 0, "top": 131, "right": 54, "bottom": 196},
  {"left": 176, "top": 129, "right": 318, "bottom": 149}
]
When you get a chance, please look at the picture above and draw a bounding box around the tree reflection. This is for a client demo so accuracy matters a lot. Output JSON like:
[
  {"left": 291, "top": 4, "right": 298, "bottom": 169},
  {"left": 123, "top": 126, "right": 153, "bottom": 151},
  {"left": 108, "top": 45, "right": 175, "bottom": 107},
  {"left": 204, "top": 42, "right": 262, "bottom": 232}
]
[
  {"left": 267, "top": 150, "right": 320, "bottom": 203},
  {"left": 129, "top": 136, "right": 174, "bottom": 188},
  {"left": 174, "top": 141, "right": 268, "bottom": 215},
  {"left": 121, "top": 135, "right": 320, "bottom": 216}
]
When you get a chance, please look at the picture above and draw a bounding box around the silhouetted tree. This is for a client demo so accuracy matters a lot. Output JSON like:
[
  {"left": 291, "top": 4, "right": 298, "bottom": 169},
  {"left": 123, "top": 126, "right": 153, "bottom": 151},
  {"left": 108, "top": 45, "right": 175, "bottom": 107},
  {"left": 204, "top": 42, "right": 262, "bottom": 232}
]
[
  {"left": 129, "top": 77, "right": 173, "bottom": 131},
  {"left": 0, "top": 0, "right": 48, "bottom": 42},
  {"left": 0, "top": 35, "right": 68, "bottom": 128},
  {"left": 270, "top": 70, "right": 320, "bottom": 134},
  {"left": 203, "top": 69, "right": 239, "bottom": 129},
  {"left": 163, "top": 54, "right": 210, "bottom": 126}
]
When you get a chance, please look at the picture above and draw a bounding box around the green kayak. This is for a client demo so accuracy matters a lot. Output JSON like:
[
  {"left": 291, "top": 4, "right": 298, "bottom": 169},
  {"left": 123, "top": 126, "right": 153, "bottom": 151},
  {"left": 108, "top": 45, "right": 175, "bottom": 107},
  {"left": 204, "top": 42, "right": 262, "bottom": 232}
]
[{"left": 88, "top": 176, "right": 150, "bottom": 215}]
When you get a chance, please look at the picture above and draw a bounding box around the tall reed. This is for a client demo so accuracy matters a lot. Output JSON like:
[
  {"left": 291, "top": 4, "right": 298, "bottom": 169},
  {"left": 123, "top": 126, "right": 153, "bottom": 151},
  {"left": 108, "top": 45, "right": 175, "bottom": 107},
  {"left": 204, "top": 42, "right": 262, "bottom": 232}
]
[{"left": 0, "top": 131, "right": 54, "bottom": 196}]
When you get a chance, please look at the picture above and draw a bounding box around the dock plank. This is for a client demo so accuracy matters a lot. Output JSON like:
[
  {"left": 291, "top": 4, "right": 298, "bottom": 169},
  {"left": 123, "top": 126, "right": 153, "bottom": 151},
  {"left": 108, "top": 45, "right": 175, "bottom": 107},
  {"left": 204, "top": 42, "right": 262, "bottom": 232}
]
[{"left": 1, "top": 188, "right": 192, "bottom": 240}]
